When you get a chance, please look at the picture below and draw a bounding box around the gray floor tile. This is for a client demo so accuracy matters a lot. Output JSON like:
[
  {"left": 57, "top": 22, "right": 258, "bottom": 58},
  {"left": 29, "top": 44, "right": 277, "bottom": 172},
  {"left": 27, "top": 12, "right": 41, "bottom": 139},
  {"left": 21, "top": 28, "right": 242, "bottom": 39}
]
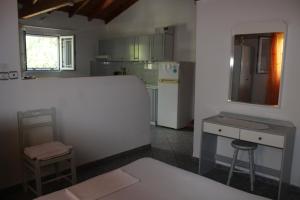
[{"left": 2, "top": 125, "right": 300, "bottom": 200}]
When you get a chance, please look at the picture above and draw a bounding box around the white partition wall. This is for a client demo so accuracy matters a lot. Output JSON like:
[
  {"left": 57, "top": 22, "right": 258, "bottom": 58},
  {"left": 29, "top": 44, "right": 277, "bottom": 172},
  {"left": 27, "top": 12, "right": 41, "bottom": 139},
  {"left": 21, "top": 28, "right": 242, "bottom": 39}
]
[{"left": 0, "top": 76, "right": 151, "bottom": 189}]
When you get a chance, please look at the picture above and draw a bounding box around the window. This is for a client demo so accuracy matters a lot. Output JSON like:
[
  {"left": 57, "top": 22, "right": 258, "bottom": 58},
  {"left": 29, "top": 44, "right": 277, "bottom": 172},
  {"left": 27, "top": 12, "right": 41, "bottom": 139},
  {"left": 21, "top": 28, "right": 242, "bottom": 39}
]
[
  {"left": 25, "top": 34, "right": 75, "bottom": 71},
  {"left": 60, "top": 36, "right": 75, "bottom": 70}
]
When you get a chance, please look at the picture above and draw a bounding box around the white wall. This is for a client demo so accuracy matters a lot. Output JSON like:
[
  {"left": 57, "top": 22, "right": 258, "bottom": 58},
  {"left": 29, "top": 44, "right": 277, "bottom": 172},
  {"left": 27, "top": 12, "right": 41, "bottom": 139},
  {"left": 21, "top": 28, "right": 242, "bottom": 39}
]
[
  {"left": 19, "top": 12, "right": 105, "bottom": 77},
  {"left": 194, "top": 0, "right": 300, "bottom": 186},
  {"left": 0, "top": 0, "right": 20, "bottom": 73},
  {"left": 0, "top": 0, "right": 150, "bottom": 189},
  {"left": 102, "top": 0, "right": 196, "bottom": 62}
]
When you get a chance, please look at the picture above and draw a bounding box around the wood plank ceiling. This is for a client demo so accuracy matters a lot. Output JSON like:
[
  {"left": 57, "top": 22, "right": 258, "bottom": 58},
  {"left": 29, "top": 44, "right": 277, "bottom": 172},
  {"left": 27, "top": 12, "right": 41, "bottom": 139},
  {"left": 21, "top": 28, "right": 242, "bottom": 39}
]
[{"left": 18, "top": 0, "right": 139, "bottom": 24}]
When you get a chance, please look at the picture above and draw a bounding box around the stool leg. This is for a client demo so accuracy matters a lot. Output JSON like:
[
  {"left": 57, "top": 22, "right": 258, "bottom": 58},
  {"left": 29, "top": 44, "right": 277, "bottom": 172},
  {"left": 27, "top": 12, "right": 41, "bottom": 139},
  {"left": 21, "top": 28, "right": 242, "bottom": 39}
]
[
  {"left": 249, "top": 150, "right": 255, "bottom": 192},
  {"left": 227, "top": 148, "right": 239, "bottom": 186}
]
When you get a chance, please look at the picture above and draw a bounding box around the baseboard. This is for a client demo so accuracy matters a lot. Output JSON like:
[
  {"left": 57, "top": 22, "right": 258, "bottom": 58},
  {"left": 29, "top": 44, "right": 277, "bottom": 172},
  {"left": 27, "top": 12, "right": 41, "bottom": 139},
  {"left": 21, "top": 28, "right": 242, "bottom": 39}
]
[
  {"left": 193, "top": 156, "right": 300, "bottom": 193},
  {"left": 150, "top": 122, "right": 156, "bottom": 126},
  {"left": 78, "top": 144, "right": 151, "bottom": 171}
]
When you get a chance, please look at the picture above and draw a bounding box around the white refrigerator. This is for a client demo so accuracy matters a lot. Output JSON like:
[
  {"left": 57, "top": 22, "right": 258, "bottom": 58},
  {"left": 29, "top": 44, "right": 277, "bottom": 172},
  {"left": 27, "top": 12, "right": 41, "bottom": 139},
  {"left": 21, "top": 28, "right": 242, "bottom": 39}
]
[{"left": 156, "top": 62, "right": 195, "bottom": 129}]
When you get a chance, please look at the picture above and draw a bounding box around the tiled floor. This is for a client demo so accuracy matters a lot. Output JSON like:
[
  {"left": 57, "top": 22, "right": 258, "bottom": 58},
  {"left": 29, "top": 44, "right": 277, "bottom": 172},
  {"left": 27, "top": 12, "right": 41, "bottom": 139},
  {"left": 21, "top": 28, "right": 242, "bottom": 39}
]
[{"left": 1, "top": 126, "right": 300, "bottom": 200}]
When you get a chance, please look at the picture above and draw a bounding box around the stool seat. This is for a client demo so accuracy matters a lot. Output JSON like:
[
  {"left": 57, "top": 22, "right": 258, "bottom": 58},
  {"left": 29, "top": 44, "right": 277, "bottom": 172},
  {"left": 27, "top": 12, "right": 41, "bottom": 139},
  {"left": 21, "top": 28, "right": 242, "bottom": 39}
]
[{"left": 231, "top": 140, "right": 258, "bottom": 150}]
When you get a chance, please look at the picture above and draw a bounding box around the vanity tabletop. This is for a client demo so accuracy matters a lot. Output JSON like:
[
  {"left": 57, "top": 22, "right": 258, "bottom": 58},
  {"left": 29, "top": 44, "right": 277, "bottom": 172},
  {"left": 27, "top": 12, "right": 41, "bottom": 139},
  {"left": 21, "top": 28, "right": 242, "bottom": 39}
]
[{"left": 203, "top": 112, "right": 295, "bottom": 137}]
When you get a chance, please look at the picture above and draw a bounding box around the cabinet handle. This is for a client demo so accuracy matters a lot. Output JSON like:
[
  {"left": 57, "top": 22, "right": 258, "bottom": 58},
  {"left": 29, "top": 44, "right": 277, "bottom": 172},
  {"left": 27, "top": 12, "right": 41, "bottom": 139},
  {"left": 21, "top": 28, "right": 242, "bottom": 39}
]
[
  {"left": 258, "top": 137, "right": 262, "bottom": 140},
  {"left": 134, "top": 37, "right": 139, "bottom": 60},
  {"left": 218, "top": 129, "right": 222, "bottom": 132}
]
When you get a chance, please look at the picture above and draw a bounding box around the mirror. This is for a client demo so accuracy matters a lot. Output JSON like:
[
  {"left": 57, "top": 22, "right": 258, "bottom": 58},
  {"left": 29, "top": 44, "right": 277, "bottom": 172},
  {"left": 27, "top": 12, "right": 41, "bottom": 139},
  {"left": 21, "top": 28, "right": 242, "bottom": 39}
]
[{"left": 229, "top": 32, "right": 285, "bottom": 106}]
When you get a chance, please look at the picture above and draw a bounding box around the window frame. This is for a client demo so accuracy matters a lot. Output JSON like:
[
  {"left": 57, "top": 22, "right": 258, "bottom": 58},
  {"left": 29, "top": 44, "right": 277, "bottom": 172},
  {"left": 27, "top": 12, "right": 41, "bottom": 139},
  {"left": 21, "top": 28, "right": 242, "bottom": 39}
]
[
  {"left": 23, "top": 32, "right": 75, "bottom": 72},
  {"left": 59, "top": 35, "right": 75, "bottom": 71}
]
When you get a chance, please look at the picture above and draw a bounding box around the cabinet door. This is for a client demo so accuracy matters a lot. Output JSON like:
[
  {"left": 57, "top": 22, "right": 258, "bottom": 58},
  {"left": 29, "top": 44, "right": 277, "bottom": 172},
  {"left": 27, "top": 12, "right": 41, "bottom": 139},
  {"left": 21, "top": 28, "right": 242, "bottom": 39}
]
[
  {"left": 128, "top": 36, "right": 139, "bottom": 61},
  {"left": 133, "top": 37, "right": 139, "bottom": 61},
  {"left": 151, "top": 34, "right": 164, "bottom": 61},
  {"left": 138, "top": 35, "right": 150, "bottom": 61},
  {"left": 111, "top": 38, "right": 125, "bottom": 61},
  {"left": 98, "top": 39, "right": 110, "bottom": 55},
  {"left": 124, "top": 37, "right": 135, "bottom": 61},
  {"left": 121, "top": 37, "right": 131, "bottom": 61},
  {"left": 150, "top": 33, "right": 174, "bottom": 61},
  {"left": 100, "top": 40, "right": 114, "bottom": 58},
  {"left": 164, "top": 34, "right": 174, "bottom": 61}
]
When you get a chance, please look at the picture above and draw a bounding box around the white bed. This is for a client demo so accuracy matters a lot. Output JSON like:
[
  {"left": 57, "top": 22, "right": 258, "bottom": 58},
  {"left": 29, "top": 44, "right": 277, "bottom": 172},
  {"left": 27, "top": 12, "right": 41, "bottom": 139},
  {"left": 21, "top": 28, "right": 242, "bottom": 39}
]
[{"left": 36, "top": 158, "right": 270, "bottom": 200}]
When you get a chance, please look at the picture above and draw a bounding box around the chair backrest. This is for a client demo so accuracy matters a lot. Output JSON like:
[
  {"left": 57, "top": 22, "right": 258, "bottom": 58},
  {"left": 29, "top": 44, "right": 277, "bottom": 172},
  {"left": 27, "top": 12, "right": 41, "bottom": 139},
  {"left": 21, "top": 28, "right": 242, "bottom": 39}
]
[{"left": 17, "top": 107, "right": 58, "bottom": 151}]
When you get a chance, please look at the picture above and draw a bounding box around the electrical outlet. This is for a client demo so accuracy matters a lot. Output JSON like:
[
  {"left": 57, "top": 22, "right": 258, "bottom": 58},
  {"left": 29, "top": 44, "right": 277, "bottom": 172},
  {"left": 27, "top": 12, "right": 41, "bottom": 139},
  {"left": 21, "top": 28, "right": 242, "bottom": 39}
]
[
  {"left": 9, "top": 71, "right": 18, "bottom": 79},
  {"left": 0, "top": 72, "right": 9, "bottom": 80}
]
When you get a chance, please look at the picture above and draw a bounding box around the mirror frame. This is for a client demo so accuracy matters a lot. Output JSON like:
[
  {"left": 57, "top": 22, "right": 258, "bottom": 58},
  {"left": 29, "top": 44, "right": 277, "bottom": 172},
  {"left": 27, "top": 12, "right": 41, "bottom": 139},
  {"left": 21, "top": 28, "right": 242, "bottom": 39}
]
[{"left": 228, "top": 20, "right": 288, "bottom": 107}]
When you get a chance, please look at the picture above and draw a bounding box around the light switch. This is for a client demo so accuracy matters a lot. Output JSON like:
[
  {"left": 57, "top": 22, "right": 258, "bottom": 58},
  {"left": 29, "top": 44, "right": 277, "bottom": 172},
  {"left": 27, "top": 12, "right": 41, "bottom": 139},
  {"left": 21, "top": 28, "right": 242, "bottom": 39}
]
[
  {"left": 0, "top": 72, "right": 9, "bottom": 80},
  {"left": 9, "top": 71, "right": 18, "bottom": 79}
]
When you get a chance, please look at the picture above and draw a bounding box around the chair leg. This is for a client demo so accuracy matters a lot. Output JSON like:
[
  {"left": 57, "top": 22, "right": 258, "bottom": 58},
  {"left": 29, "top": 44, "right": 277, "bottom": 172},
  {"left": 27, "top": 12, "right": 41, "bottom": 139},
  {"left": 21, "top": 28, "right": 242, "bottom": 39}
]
[
  {"left": 227, "top": 148, "right": 239, "bottom": 186},
  {"left": 249, "top": 150, "right": 255, "bottom": 192},
  {"left": 70, "top": 152, "right": 77, "bottom": 185},
  {"left": 34, "top": 162, "right": 42, "bottom": 196},
  {"left": 22, "top": 161, "right": 28, "bottom": 192}
]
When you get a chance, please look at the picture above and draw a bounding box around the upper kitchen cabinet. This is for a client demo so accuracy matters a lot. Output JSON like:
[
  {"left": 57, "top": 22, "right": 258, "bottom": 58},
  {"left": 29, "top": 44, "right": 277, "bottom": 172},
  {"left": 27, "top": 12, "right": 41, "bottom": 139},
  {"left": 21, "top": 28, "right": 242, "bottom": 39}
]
[
  {"left": 163, "top": 33, "right": 174, "bottom": 61},
  {"left": 144, "top": 33, "right": 174, "bottom": 61},
  {"left": 129, "top": 37, "right": 140, "bottom": 61},
  {"left": 98, "top": 39, "right": 113, "bottom": 59},
  {"left": 111, "top": 38, "right": 126, "bottom": 61},
  {"left": 123, "top": 37, "right": 132, "bottom": 61},
  {"left": 151, "top": 34, "right": 172, "bottom": 61},
  {"left": 98, "top": 33, "right": 174, "bottom": 62},
  {"left": 98, "top": 37, "right": 135, "bottom": 61},
  {"left": 136, "top": 33, "right": 174, "bottom": 61},
  {"left": 99, "top": 38, "right": 128, "bottom": 61},
  {"left": 137, "top": 35, "right": 150, "bottom": 61},
  {"left": 150, "top": 34, "right": 164, "bottom": 61}
]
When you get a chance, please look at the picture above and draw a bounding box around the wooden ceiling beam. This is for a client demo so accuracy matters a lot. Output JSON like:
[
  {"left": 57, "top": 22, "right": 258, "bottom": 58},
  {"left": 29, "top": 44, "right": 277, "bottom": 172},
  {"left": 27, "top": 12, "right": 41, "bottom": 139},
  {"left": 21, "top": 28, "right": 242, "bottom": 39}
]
[
  {"left": 20, "top": 0, "right": 75, "bottom": 19},
  {"left": 18, "top": 0, "right": 33, "bottom": 7},
  {"left": 69, "top": 0, "right": 91, "bottom": 18},
  {"left": 88, "top": 0, "right": 114, "bottom": 21},
  {"left": 18, "top": 0, "right": 139, "bottom": 22}
]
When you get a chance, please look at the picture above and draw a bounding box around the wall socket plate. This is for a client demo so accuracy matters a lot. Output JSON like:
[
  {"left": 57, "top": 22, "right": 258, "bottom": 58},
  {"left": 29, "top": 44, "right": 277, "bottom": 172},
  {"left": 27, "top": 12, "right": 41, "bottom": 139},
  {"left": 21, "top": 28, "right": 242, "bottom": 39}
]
[
  {"left": 0, "top": 72, "right": 9, "bottom": 80},
  {"left": 9, "top": 71, "right": 18, "bottom": 79}
]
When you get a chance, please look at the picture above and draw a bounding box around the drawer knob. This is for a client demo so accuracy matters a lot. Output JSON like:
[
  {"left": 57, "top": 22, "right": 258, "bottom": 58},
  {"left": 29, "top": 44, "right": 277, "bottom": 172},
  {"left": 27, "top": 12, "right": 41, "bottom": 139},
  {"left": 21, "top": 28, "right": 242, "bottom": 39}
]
[
  {"left": 258, "top": 137, "right": 262, "bottom": 140},
  {"left": 218, "top": 129, "right": 222, "bottom": 132}
]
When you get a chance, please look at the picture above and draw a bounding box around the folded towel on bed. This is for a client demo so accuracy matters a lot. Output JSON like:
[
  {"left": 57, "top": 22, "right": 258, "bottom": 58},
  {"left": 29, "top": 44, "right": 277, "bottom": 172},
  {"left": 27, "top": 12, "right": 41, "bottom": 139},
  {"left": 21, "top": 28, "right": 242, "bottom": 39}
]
[
  {"left": 24, "top": 141, "right": 72, "bottom": 160},
  {"left": 65, "top": 169, "right": 139, "bottom": 200}
]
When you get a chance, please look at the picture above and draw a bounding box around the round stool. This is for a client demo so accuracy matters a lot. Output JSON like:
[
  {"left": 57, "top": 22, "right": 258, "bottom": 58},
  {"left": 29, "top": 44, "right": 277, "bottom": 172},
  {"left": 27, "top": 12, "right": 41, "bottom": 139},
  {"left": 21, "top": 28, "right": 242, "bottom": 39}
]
[{"left": 226, "top": 139, "right": 258, "bottom": 191}]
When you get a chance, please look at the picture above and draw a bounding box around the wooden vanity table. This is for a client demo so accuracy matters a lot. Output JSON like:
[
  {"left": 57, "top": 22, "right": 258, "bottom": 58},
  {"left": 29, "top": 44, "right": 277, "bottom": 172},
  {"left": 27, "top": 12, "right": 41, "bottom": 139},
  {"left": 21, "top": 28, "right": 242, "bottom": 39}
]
[{"left": 199, "top": 112, "right": 295, "bottom": 200}]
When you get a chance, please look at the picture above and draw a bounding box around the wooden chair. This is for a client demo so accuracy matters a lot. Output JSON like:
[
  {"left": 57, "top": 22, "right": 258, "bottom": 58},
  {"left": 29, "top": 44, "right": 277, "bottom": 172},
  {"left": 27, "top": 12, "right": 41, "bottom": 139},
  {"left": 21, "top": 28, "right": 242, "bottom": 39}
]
[{"left": 17, "top": 107, "right": 77, "bottom": 196}]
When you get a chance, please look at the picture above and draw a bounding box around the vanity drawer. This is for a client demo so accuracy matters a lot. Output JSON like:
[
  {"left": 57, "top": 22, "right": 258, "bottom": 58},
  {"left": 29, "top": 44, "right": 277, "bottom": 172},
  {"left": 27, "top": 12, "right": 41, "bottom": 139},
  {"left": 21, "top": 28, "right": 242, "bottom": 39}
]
[
  {"left": 203, "top": 122, "right": 239, "bottom": 139},
  {"left": 240, "top": 130, "right": 284, "bottom": 148}
]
